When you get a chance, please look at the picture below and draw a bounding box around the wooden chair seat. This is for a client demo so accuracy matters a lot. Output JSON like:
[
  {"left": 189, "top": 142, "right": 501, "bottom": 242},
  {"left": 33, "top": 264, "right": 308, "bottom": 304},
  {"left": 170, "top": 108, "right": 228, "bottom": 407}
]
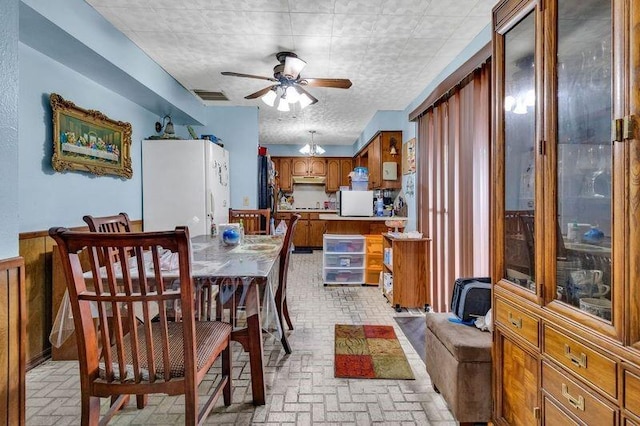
[{"left": 102, "top": 321, "right": 231, "bottom": 383}]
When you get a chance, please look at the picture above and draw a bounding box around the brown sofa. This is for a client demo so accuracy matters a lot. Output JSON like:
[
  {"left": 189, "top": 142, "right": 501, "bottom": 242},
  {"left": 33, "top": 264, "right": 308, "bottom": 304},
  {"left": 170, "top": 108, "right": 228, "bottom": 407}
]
[{"left": 425, "top": 313, "right": 492, "bottom": 425}]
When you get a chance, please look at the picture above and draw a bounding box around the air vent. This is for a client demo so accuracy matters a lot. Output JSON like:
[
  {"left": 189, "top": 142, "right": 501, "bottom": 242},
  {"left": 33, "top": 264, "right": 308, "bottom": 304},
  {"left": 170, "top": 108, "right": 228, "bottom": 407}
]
[{"left": 193, "top": 90, "right": 228, "bottom": 101}]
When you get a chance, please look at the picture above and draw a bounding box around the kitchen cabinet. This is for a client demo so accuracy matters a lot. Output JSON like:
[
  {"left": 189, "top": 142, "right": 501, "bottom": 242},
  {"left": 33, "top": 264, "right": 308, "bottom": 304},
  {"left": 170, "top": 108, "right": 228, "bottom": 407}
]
[
  {"left": 491, "top": 0, "right": 640, "bottom": 423},
  {"left": 275, "top": 157, "right": 292, "bottom": 192},
  {"left": 291, "top": 157, "right": 326, "bottom": 176},
  {"left": 355, "top": 131, "right": 402, "bottom": 190},
  {"left": 382, "top": 233, "right": 430, "bottom": 311},
  {"left": 368, "top": 135, "right": 381, "bottom": 189},
  {"left": 340, "top": 158, "right": 353, "bottom": 188},
  {"left": 326, "top": 157, "right": 354, "bottom": 192},
  {"left": 277, "top": 212, "right": 325, "bottom": 248}
]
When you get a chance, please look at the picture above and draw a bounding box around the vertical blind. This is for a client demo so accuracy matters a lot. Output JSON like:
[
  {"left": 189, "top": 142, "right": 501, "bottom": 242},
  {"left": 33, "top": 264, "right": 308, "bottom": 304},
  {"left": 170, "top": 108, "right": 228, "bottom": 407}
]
[{"left": 416, "top": 61, "right": 491, "bottom": 312}]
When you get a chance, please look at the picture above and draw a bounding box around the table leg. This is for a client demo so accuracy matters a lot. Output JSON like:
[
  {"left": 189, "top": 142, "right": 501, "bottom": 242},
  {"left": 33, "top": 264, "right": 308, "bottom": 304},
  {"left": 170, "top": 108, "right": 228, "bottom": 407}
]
[{"left": 244, "top": 282, "right": 266, "bottom": 405}]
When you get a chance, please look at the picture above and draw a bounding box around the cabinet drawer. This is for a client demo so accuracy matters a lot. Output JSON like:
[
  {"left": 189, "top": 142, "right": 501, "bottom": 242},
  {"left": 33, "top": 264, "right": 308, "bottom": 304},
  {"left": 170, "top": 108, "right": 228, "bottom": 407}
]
[
  {"left": 364, "top": 270, "right": 381, "bottom": 285},
  {"left": 495, "top": 298, "right": 539, "bottom": 348},
  {"left": 323, "top": 268, "right": 364, "bottom": 284},
  {"left": 365, "top": 235, "right": 383, "bottom": 254},
  {"left": 542, "top": 361, "right": 616, "bottom": 425},
  {"left": 366, "top": 254, "right": 383, "bottom": 270},
  {"left": 543, "top": 326, "right": 617, "bottom": 398},
  {"left": 624, "top": 369, "right": 640, "bottom": 418},
  {"left": 543, "top": 395, "right": 580, "bottom": 426},
  {"left": 324, "top": 253, "right": 364, "bottom": 268}
]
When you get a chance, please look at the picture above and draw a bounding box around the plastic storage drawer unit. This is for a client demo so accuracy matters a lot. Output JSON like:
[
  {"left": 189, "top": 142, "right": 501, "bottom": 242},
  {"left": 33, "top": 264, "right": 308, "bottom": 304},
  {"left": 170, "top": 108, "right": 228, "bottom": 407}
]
[{"left": 323, "top": 235, "right": 365, "bottom": 285}]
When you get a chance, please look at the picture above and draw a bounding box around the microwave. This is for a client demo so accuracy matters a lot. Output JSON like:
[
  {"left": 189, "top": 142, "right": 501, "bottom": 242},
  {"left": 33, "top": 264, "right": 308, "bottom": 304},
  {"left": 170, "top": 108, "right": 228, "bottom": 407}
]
[{"left": 339, "top": 190, "right": 374, "bottom": 217}]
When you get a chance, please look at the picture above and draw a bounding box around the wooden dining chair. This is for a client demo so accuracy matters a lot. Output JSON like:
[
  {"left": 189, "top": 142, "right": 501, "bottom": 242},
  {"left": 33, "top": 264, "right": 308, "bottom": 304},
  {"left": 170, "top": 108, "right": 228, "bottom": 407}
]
[
  {"left": 83, "top": 212, "right": 132, "bottom": 233},
  {"left": 49, "top": 226, "right": 232, "bottom": 425},
  {"left": 228, "top": 208, "right": 271, "bottom": 235},
  {"left": 275, "top": 214, "right": 300, "bottom": 353}
]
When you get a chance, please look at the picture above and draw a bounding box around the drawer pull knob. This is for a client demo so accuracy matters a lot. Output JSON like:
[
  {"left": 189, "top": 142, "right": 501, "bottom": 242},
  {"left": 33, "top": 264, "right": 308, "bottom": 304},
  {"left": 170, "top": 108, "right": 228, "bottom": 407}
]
[
  {"left": 564, "top": 344, "right": 588, "bottom": 368},
  {"left": 508, "top": 312, "right": 522, "bottom": 328},
  {"left": 562, "top": 383, "right": 585, "bottom": 411}
]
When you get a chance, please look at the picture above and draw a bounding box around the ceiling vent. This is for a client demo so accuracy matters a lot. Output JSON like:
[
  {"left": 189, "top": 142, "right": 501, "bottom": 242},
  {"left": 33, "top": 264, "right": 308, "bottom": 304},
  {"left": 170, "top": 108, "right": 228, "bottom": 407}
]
[{"left": 193, "top": 90, "right": 229, "bottom": 101}]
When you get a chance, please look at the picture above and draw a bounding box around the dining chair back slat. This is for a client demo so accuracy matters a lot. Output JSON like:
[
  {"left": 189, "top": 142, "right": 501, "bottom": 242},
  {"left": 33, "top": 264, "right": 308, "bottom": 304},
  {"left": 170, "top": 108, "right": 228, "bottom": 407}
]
[
  {"left": 228, "top": 208, "right": 271, "bottom": 235},
  {"left": 49, "top": 226, "right": 232, "bottom": 425}
]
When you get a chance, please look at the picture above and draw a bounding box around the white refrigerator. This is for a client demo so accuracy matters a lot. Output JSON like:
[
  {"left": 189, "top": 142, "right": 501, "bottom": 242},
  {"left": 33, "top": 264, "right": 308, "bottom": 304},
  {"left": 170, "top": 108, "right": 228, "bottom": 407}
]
[{"left": 142, "top": 139, "right": 230, "bottom": 236}]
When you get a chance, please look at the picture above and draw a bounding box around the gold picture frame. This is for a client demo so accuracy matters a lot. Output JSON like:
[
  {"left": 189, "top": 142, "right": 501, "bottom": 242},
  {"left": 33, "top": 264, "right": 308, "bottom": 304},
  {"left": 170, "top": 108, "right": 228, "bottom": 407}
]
[{"left": 50, "top": 93, "right": 133, "bottom": 179}]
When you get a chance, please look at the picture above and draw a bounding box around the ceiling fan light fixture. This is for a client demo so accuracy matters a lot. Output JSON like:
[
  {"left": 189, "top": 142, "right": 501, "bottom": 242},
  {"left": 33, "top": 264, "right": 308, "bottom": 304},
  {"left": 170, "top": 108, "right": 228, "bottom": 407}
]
[
  {"left": 283, "top": 55, "right": 307, "bottom": 79},
  {"left": 277, "top": 98, "right": 290, "bottom": 112},
  {"left": 285, "top": 86, "right": 301, "bottom": 104},
  {"left": 261, "top": 88, "right": 277, "bottom": 107}
]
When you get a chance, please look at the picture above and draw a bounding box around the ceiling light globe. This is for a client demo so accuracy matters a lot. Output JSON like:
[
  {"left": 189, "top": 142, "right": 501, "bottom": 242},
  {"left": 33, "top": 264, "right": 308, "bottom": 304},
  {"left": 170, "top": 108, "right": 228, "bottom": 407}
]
[
  {"left": 285, "top": 86, "right": 301, "bottom": 104},
  {"left": 261, "top": 89, "right": 277, "bottom": 107},
  {"left": 277, "top": 98, "right": 290, "bottom": 112}
]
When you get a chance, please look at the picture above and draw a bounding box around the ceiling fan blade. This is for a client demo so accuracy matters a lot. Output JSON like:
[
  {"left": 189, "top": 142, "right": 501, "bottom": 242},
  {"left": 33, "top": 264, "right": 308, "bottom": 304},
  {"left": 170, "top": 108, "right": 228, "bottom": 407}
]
[
  {"left": 299, "top": 78, "right": 352, "bottom": 89},
  {"left": 221, "top": 71, "right": 277, "bottom": 82},
  {"left": 245, "top": 85, "right": 279, "bottom": 100},
  {"left": 295, "top": 86, "right": 318, "bottom": 105}
]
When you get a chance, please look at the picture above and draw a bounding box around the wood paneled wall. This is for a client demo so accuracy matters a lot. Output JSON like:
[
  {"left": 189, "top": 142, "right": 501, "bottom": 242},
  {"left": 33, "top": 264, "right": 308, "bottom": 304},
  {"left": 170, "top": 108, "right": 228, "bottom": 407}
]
[
  {"left": 0, "top": 257, "right": 26, "bottom": 426},
  {"left": 18, "top": 220, "right": 142, "bottom": 369}
]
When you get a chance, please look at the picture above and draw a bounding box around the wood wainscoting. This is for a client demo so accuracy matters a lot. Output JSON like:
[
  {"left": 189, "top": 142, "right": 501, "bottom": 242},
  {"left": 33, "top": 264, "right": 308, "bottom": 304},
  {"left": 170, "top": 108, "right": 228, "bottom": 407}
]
[
  {"left": 0, "top": 256, "right": 26, "bottom": 425},
  {"left": 19, "top": 220, "right": 142, "bottom": 369}
]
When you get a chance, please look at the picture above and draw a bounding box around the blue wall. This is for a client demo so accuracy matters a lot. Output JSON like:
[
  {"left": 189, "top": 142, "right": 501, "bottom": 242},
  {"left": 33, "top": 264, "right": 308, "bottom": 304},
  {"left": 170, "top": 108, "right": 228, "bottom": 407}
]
[
  {"left": 19, "top": 43, "right": 156, "bottom": 232},
  {"left": 0, "top": 0, "right": 20, "bottom": 257}
]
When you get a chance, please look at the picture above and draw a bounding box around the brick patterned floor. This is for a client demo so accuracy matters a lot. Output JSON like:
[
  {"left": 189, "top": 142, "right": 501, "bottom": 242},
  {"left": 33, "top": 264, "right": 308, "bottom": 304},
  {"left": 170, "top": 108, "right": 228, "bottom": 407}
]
[{"left": 26, "top": 251, "right": 456, "bottom": 425}]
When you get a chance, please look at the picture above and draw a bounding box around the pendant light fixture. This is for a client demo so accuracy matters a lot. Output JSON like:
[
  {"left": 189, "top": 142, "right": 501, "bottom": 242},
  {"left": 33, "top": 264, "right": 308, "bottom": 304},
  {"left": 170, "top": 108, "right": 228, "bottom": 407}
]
[{"left": 299, "top": 130, "right": 325, "bottom": 156}]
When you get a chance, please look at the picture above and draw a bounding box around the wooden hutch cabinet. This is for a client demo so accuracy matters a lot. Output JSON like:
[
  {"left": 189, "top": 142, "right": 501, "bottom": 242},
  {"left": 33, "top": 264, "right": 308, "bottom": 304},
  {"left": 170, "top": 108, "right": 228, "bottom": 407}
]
[{"left": 492, "top": 0, "right": 640, "bottom": 424}]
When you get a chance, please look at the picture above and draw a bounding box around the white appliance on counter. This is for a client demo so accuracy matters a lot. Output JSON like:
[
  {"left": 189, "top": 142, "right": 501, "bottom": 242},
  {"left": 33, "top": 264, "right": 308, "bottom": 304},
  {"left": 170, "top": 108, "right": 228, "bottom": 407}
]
[
  {"left": 142, "top": 139, "right": 230, "bottom": 236},
  {"left": 338, "top": 190, "right": 374, "bottom": 217}
]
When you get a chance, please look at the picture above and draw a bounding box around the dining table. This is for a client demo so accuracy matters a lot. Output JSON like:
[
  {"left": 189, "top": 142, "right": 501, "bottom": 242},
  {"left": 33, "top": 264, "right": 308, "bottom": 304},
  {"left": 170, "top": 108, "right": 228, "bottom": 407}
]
[
  {"left": 51, "top": 233, "right": 286, "bottom": 406},
  {"left": 188, "top": 233, "right": 285, "bottom": 405}
]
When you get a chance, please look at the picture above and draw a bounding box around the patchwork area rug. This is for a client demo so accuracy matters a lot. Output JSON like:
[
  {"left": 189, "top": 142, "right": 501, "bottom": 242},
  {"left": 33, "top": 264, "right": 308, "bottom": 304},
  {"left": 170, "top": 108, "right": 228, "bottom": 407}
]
[{"left": 334, "top": 324, "right": 415, "bottom": 379}]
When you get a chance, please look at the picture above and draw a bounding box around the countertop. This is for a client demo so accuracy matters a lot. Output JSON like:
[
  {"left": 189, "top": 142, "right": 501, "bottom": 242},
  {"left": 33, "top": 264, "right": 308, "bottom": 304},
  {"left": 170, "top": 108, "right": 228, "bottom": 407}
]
[
  {"left": 318, "top": 214, "right": 408, "bottom": 221},
  {"left": 276, "top": 209, "right": 338, "bottom": 214}
]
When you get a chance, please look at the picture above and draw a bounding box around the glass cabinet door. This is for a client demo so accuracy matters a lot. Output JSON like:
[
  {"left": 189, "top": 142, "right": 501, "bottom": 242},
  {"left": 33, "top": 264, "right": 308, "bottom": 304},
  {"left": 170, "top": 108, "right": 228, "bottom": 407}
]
[
  {"left": 553, "top": 0, "right": 613, "bottom": 322},
  {"left": 502, "top": 11, "right": 537, "bottom": 293}
]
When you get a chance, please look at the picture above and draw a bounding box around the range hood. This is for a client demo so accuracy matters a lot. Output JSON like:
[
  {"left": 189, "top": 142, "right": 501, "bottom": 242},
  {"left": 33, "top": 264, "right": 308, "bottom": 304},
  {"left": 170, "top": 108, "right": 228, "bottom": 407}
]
[{"left": 293, "top": 176, "right": 326, "bottom": 184}]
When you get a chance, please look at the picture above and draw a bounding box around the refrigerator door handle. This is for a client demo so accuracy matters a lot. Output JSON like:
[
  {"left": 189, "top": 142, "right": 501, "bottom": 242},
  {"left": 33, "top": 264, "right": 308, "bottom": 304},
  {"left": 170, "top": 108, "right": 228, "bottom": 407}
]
[{"left": 208, "top": 191, "right": 214, "bottom": 218}]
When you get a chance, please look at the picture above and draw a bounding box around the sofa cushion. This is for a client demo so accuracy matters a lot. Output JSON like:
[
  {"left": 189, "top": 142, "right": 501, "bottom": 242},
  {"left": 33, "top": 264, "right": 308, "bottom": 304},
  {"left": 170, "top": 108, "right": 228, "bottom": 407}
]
[{"left": 426, "top": 313, "right": 491, "bottom": 363}]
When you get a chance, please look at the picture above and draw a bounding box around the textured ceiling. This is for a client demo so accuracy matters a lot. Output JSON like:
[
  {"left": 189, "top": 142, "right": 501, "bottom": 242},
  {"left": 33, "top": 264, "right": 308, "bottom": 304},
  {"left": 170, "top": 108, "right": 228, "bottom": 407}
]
[{"left": 86, "top": 0, "right": 497, "bottom": 147}]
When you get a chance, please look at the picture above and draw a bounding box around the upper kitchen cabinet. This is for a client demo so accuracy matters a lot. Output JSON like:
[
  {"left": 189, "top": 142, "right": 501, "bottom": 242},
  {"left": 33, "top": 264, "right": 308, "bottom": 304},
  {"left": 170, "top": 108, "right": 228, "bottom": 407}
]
[
  {"left": 292, "top": 157, "right": 327, "bottom": 176},
  {"left": 492, "top": 0, "right": 640, "bottom": 422},
  {"left": 357, "top": 131, "right": 402, "bottom": 190},
  {"left": 326, "top": 158, "right": 354, "bottom": 192},
  {"left": 275, "top": 157, "right": 292, "bottom": 192}
]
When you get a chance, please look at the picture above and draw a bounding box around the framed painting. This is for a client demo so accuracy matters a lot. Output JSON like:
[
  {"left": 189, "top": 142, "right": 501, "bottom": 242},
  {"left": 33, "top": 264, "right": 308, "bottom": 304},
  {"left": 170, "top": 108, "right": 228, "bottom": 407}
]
[{"left": 50, "top": 93, "right": 133, "bottom": 179}]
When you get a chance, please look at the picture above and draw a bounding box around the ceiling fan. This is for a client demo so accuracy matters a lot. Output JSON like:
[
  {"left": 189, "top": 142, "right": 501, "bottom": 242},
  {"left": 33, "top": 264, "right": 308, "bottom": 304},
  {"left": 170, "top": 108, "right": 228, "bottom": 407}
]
[{"left": 221, "top": 51, "right": 352, "bottom": 108}]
